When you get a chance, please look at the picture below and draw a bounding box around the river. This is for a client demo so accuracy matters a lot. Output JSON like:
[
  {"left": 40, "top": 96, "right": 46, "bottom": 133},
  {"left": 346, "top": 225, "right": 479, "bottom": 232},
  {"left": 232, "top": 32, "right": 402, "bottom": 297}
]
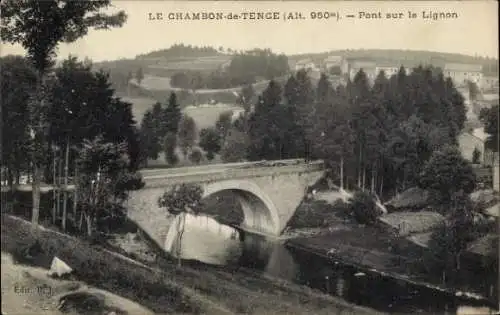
[{"left": 165, "top": 213, "right": 497, "bottom": 315}]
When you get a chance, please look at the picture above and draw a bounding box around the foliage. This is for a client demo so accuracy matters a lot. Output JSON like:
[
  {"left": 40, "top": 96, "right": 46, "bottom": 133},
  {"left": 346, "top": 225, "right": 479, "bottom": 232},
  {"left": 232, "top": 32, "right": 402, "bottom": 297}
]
[
  {"left": 169, "top": 48, "right": 289, "bottom": 89},
  {"left": 177, "top": 115, "right": 197, "bottom": 156},
  {"left": 76, "top": 136, "right": 144, "bottom": 236},
  {"left": 49, "top": 56, "right": 140, "bottom": 169},
  {"left": 189, "top": 148, "right": 204, "bottom": 164},
  {"left": 467, "top": 80, "right": 480, "bottom": 102},
  {"left": 347, "top": 191, "right": 381, "bottom": 225},
  {"left": 1, "top": 56, "right": 37, "bottom": 185},
  {"left": 136, "top": 43, "right": 220, "bottom": 59},
  {"left": 472, "top": 147, "right": 482, "bottom": 164},
  {"left": 424, "top": 191, "right": 477, "bottom": 281},
  {"left": 136, "top": 67, "right": 144, "bottom": 85},
  {"left": 199, "top": 128, "right": 221, "bottom": 160},
  {"left": 479, "top": 104, "right": 499, "bottom": 152},
  {"left": 215, "top": 111, "right": 232, "bottom": 144},
  {"left": 238, "top": 84, "right": 256, "bottom": 112},
  {"left": 158, "top": 184, "right": 204, "bottom": 216},
  {"left": 0, "top": 0, "right": 127, "bottom": 74},
  {"left": 221, "top": 129, "right": 250, "bottom": 163},
  {"left": 164, "top": 132, "right": 178, "bottom": 165},
  {"left": 418, "top": 145, "right": 476, "bottom": 205}
]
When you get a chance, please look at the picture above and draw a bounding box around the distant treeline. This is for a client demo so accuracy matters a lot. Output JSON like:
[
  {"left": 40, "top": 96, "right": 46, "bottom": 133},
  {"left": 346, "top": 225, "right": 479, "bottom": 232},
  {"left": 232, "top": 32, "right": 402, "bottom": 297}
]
[
  {"left": 136, "top": 43, "right": 221, "bottom": 59},
  {"left": 170, "top": 49, "right": 289, "bottom": 89}
]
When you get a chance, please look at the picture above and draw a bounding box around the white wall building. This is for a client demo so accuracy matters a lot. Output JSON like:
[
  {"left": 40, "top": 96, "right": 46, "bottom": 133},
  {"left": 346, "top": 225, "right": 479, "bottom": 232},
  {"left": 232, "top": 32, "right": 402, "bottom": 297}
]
[
  {"left": 295, "top": 59, "right": 316, "bottom": 71},
  {"left": 444, "top": 63, "right": 483, "bottom": 88}
]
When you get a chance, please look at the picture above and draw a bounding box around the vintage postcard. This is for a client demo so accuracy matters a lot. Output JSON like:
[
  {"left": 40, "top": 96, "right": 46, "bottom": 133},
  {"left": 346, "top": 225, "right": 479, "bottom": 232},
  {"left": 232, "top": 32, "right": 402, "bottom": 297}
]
[{"left": 1, "top": 1, "right": 499, "bottom": 314}]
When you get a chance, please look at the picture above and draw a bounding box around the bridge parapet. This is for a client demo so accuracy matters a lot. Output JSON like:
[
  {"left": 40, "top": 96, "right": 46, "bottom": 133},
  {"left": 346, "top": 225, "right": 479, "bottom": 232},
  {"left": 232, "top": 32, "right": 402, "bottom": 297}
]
[{"left": 142, "top": 160, "right": 325, "bottom": 188}]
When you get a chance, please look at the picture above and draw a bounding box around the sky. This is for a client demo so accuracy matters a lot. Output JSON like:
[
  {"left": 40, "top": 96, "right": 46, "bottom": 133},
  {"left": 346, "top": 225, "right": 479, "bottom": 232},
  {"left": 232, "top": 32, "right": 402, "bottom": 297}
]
[{"left": 1, "top": 1, "right": 498, "bottom": 62}]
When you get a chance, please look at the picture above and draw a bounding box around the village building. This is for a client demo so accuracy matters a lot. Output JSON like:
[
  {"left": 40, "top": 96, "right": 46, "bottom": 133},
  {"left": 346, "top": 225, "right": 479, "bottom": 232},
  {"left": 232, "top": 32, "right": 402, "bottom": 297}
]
[
  {"left": 323, "top": 55, "right": 348, "bottom": 75},
  {"left": 374, "top": 61, "right": 414, "bottom": 78},
  {"left": 443, "top": 63, "right": 483, "bottom": 88},
  {"left": 347, "top": 60, "right": 377, "bottom": 83},
  {"left": 458, "top": 127, "right": 489, "bottom": 164},
  {"left": 294, "top": 58, "right": 316, "bottom": 72},
  {"left": 481, "top": 75, "right": 499, "bottom": 92}
]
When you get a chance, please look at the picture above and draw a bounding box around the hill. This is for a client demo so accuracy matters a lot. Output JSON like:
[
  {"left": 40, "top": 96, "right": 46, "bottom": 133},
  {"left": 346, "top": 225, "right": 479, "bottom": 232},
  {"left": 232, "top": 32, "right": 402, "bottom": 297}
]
[{"left": 289, "top": 49, "right": 498, "bottom": 75}]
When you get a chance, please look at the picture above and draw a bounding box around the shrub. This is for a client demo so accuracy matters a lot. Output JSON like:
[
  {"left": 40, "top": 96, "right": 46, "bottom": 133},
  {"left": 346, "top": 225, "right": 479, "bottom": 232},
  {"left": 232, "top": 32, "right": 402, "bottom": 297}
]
[
  {"left": 189, "top": 148, "right": 204, "bottom": 165},
  {"left": 348, "top": 191, "right": 380, "bottom": 225}
]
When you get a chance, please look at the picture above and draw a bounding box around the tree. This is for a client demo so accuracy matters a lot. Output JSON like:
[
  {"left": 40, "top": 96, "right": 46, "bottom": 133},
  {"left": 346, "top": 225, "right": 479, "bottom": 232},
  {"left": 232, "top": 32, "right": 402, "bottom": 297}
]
[
  {"left": 238, "top": 84, "right": 255, "bottom": 112},
  {"left": 162, "top": 92, "right": 182, "bottom": 136},
  {"left": 221, "top": 129, "right": 250, "bottom": 162},
  {"left": 425, "top": 191, "right": 476, "bottom": 283},
  {"left": 135, "top": 67, "right": 144, "bottom": 85},
  {"left": 139, "top": 111, "right": 161, "bottom": 162},
  {"left": 472, "top": 147, "right": 482, "bottom": 164},
  {"left": 1, "top": 56, "right": 37, "bottom": 189},
  {"left": 189, "top": 148, "right": 204, "bottom": 164},
  {"left": 76, "top": 136, "right": 144, "bottom": 237},
  {"left": 1, "top": 0, "right": 127, "bottom": 226},
  {"left": 247, "top": 80, "right": 288, "bottom": 160},
  {"left": 348, "top": 191, "right": 381, "bottom": 225},
  {"left": 467, "top": 80, "right": 480, "bottom": 102},
  {"left": 199, "top": 127, "right": 221, "bottom": 160},
  {"left": 479, "top": 104, "right": 499, "bottom": 152},
  {"left": 164, "top": 132, "right": 178, "bottom": 165},
  {"left": 178, "top": 115, "right": 197, "bottom": 157},
  {"left": 158, "top": 183, "right": 203, "bottom": 266},
  {"left": 215, "top": 111, "right": 233, "bottom": 144},
  {"left": 418, "top": 145, "right": 476, "bottom": 207}
]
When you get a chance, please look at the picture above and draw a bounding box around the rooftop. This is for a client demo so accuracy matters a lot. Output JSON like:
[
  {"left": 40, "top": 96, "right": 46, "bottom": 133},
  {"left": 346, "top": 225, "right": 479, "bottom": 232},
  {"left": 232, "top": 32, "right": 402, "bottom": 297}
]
[
  {"left": 444, "top": 63, "right": 483, "bottom": 72},
  {"left": 324, "top": 55, "right": 343, "bottom": 63}
]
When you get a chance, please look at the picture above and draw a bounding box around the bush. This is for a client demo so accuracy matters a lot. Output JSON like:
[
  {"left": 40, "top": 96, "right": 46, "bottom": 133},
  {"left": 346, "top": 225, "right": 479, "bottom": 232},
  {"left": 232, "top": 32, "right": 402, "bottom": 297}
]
[
  {"left": 348, "top": 191, "right": 380, "bottom": 225},
  {"left": 189, "top": 148, "right": 204, "bottom": 165}
]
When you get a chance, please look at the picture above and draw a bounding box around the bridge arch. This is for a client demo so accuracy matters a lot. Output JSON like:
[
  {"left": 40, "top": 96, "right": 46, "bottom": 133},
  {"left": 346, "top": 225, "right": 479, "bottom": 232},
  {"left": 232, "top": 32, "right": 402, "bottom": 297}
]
[{"left": 202, "top": 180, "right": 281, "bottom": 235}]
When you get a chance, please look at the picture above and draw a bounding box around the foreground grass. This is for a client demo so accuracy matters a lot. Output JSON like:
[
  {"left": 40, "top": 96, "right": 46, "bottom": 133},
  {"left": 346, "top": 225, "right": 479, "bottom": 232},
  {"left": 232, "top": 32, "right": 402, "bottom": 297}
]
[{"left": 2, "top": 214, "right": 386, "bottom": 315}]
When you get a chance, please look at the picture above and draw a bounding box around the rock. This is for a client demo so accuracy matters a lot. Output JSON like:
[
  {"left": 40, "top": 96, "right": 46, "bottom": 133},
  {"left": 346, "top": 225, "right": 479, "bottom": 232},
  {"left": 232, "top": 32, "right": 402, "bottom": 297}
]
[{"left": 47, "top": 257, "right": 73, "bottom": 278}]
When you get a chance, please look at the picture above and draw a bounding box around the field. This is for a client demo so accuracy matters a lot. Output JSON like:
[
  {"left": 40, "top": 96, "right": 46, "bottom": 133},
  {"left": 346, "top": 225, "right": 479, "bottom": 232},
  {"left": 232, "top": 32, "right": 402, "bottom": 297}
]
[{"left": 120, "top": 94, "right": 241, "bottom": 129}]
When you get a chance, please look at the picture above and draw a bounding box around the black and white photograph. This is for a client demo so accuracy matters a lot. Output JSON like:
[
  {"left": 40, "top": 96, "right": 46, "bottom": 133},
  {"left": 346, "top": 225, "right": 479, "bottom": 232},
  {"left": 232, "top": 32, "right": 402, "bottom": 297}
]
[{"left": 1, "top": 1, "right": 499, "bottom": 314}]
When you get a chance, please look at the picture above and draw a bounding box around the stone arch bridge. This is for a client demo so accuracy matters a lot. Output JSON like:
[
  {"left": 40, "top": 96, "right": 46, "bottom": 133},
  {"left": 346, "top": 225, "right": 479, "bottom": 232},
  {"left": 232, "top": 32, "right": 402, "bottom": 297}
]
[{"left": 127, "top": 159, "right": 325, "bottom": 247}]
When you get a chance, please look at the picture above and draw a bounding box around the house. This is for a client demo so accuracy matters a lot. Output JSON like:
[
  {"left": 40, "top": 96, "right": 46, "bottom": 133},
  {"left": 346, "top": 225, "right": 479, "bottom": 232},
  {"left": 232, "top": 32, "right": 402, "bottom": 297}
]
[
  {"left": 458, "top": 128, "right": 489, "bottom": 164},
  {"left": 481, "top": 75, "right": 499, "bottom": 92},
  {"left": 295, "top": 59, "right": 315, "bottom": 72},
  {"left": 323, "top": 55, "right": 348, "bottom": 75},
  {"left": 443, "top": 63, "right": 483, "bottom": 88},
  {"left": 347, "top": 60, "right": 377, "bottom": 83},
  {"left": 374, "top": 61, "right": 414, "bottom": 78}
]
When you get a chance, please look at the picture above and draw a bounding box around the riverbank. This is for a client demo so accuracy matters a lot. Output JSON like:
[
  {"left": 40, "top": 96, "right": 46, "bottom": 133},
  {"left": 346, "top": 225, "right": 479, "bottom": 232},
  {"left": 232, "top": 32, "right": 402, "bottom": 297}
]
[
  {"left": 1, "top": 214, "right": 386, "bottom": 315},
  {"left": 286, "top": 228, "right": 498, "bottom": 310}
]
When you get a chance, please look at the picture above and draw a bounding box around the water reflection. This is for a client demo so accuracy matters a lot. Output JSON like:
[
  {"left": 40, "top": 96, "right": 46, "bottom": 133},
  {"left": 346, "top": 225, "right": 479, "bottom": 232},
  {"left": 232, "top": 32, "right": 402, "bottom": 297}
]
[{"left": 166, "top": 213, "right": 496, "bottom": 314}]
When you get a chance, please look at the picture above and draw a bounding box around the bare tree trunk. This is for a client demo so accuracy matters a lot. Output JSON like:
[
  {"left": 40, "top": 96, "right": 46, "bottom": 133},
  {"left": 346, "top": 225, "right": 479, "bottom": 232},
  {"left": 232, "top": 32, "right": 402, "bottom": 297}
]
[
  {"left": 52, "top": 150, "right": 56, "bottom": 224},
  {"left": 362, "top": 166, "right": 366, "bottom": 191},
  {"left": 73, "top": 160, "right": 78, "bottom": 223},
  {"left": 31, "top": 165, "right": 41, "bottom": 227},
  {"left": 176, "top": 213, "right": 186, "bottom": 267},
  {"left": 357, "top": 148, "right": 362, "bottom": 187},
  {"left": 340, "top": 155, "right": 344, "bottom": 190},
  {"left": 85, "top": 214, "right": 92, "bottom": 237},
  {"left": 62, "top": 138, "right": 70, "bottom": 231},
  {"left": 57, "top": 154, "right": 62, "bottom": 222},
  {"left": 379, "top": 174, "right": 384, "bottom": 198},
  {"left": 371, "top": 168, "right": 376, "bottom": 193}
]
